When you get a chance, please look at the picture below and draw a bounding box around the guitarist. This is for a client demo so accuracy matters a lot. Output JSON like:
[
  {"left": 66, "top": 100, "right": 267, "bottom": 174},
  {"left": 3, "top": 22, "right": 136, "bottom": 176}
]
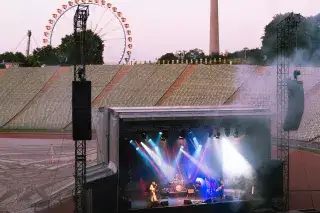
[
  {"left": 215, "top": 178, "right": 224, "bottom": 198},
  {"left": 149, "top": 182, "right": 159, "bottom": 202}
]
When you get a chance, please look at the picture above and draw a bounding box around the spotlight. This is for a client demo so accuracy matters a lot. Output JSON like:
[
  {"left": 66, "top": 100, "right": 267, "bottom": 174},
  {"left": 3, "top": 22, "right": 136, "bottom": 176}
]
[
  {"left": 180, "top": 145, "right": 184, "bottom": 150},
  {"left": 179, "top": 130, "right": 186, "bottom": 139},
  {"left": 215, "top": 129, "right": 220, "bottom": 139},
  {"left": 159, "top": 131, "right": 163, "bottom": 135},
  {"left": 215, "top": 133, "right": 220, "bottom": 139},
  {"left": 233, "top": 128, "right": 239, "bottom": 138},
  {"left": 130, "top": 140, "right": 134, "bottom": 144},
  {"left": 225, "top": 128, "right": 230, "bottom": 137},
  {"left": 141, "top": 132, "right": 147, "bottom": 140},
  {"left": 136, "top": 147, "right": 139, "bottom": 150}
]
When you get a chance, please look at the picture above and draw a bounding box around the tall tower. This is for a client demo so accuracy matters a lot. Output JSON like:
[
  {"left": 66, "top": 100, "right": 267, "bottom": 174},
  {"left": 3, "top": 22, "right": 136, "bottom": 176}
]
[
  {"left": 209, "top": 0, "right": 220, "bottom": 54},
  {"left": 26, "top": 30, "right": 32, "bottom": 57}
]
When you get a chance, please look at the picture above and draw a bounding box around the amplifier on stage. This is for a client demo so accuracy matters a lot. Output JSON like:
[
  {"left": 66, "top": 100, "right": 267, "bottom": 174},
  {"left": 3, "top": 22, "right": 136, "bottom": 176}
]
[{"left": 187, "top": 188, "right": 195, "bottom": 197}]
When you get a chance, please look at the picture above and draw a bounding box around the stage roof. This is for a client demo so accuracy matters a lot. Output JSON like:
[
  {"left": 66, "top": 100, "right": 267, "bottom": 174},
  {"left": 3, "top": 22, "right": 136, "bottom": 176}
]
[{"left": 104, "top": 105, "right": 271, "bottom": 120}]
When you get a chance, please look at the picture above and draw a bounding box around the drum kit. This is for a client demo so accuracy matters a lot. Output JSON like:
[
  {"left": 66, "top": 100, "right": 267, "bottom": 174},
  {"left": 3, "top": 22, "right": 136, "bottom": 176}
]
[{"left": 169, "top": 176, "right": 185, "bottom": 192}]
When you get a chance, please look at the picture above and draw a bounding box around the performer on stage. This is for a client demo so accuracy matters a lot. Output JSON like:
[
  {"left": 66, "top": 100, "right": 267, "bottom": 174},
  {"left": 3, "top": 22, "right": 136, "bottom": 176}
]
[
  {"left": 204, "top": 178, "right": 211, "bottom": 196},
  {"left": 149, "top": 182, "right": 158, "bottom": 202},
  {"left": 215, "top": 177, "right": 224, "bottom": 198}
]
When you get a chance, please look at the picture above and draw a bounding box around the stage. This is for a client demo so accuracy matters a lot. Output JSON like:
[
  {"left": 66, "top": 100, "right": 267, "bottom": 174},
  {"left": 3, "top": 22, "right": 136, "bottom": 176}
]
[
  {"left": 130, "top": 188, "right": 248, "bottom": 209},
  {"left": 129, "top": 198, "right": 264, "bottom": 213},
  {"left": 86, "top": 106, "right": 272, "bottom": 213}
]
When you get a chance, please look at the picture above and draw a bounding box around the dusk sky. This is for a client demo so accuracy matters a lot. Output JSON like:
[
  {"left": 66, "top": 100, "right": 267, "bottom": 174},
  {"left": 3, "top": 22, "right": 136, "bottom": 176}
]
[{"left": 1, "top": 0, "right": 320, "bottom": 62}]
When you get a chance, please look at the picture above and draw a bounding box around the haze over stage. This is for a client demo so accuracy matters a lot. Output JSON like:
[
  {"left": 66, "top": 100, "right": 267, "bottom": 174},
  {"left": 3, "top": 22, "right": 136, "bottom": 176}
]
[{"left": 88, "top": 106, "right": 272, "bottom": 212}]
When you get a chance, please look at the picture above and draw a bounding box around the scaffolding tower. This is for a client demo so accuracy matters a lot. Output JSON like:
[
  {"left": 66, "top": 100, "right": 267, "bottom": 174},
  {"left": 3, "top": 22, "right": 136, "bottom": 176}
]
[{"left": 276, "top": 13, "right": 301, "bottom": 211}]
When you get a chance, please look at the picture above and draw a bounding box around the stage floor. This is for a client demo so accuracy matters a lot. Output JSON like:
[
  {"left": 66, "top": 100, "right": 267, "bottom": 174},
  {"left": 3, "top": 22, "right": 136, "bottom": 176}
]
[
  {"left": 131, "top": 196, "right": 240, "bottom": 209},
  {"left": 130, "top": 188, "right": 247, "bottom": 209},
  {"left": 131, "top": 197, "right": 196, "bottom": 209},
  {"left": 130, "top": 197, "right": 263, "bottom": 212}
]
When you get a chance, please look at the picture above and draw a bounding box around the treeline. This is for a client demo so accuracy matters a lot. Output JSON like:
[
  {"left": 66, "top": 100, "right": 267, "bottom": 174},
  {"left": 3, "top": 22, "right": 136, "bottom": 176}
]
[
  {"left": 157, "top": 48, "right": 263, "bottom": 65},
  {"left": 2, "top": 12, "right": 320, "bottom": 67},
  {"left": 158, "top": 13, "right": 320, "bottom": 66},
  {"left": 0, "top": 30, "right": 104, "bottom": 67}
]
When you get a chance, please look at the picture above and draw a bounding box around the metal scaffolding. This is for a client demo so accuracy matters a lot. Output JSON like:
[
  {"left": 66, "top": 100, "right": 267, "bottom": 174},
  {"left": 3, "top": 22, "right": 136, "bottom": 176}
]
[
  {"left": 276, "top": 13, "right": 301, "bottom": 211},
  {"left": 73, "top": 4, "right": 89, "bottom": 213}
]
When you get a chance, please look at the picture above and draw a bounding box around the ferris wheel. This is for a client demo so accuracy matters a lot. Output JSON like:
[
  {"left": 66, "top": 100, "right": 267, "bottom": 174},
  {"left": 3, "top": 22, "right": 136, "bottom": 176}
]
[{"left": 42, "top": 0, "right": 132, "bottom": 64}]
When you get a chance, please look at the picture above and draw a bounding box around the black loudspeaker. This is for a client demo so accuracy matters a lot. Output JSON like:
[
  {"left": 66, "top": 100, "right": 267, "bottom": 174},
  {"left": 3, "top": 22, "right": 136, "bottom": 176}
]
[
  {"left": 184, "top": 199, "right": 192, "bottom": 205},
  {"left": 72, "top": 81, "right": 92, "bottom": 140},
  {"left": 283, "top": 79, "right": 304, "bottom": 131},
  {"left": 160, "top": 200, "right": 169, "bottom": 206},
  {"left": 256, "top": 160, "right": 283, "bottom": 199},
  {"left": 151, "top": 201, "right": 160, "bottom": 208}
]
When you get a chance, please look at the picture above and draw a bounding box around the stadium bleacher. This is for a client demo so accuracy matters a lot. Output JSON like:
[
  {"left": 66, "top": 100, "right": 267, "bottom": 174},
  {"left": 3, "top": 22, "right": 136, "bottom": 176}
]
[
  {"left": 1, "top": 64, "right": 320, "bottom": 141},
  {"left": 0, "top": 66, "right": 58, "bottom": 127}
]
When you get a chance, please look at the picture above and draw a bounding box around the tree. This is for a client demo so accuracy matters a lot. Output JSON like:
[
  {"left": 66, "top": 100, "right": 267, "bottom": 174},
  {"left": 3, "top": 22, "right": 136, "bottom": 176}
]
[
  {"left": 59, "top": 30, "right": 104, "bottom": 65},
  {"left": 32, "top": 46, "right": 60, "bottom": 66},
  {"left": 158, "top": 53, "right": 178, "bottom": 63},
  {"left": 175, "top": 50, "right": 187, "bottom": 60},
  {"left": 184, "top": 48, "right": 205, "bottom": 60},
  {"left": 24, "top": 55, "right": 39, "bottom": 67},
  {"left": 0, "top": 52, "right": 26, "bottom": 63},
  {"left": 261, "top": 13, "right": 311, "bottom": 63}
]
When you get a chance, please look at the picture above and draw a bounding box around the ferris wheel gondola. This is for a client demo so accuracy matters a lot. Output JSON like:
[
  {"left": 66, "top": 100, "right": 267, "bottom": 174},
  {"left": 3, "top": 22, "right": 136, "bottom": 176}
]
[{"left": 43, "top": 0, "right": 132, "bottom": 64}]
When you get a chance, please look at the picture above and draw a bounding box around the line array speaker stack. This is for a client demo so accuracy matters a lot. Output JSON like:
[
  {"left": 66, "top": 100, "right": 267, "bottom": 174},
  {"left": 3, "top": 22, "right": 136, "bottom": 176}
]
[
  {"left": 72, "top": 81, "right": 92, "bottom": 140},
  {"left": 283, "top": 79, "right": 304, "bottom": 131}
]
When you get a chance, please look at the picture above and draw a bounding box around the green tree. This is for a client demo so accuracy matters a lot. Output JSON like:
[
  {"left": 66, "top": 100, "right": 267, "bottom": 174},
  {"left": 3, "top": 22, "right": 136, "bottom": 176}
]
[
  {"left": 184, "top": 48, "right": 205, "bottom": 60},
  {"left": 59, "top": 30, "right": 104, "bottom": 65},
  {"left": 228, "top": 48, "right": 264, "bottom": 65},
  {"left": 24, "top": 55, "right": 40, "bottom": 67},
  {"left": 261, "top": 13, "right": 310, "bottom": 63},
  {"left": 158, "top": 53, "right": 178, "bottom": 63},
  {"left": 0, "top": 52, "right": 26, "bottom": 63},
  {"left": 32, "top": 45, "right": 60, "bottom": 66}
]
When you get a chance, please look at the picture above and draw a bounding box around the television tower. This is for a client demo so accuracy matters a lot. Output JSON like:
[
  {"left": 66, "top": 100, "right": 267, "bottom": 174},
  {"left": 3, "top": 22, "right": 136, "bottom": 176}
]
[
  {"left": 209, "top": 0, "right": 220, "bottom": 54},
  {"left": 26, "top": 30, "right": 32, "bottom": 57}
]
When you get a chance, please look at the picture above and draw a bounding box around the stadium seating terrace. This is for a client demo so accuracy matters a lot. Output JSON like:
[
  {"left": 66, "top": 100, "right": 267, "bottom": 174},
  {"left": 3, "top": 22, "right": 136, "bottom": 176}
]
[{"left": 1, "top": 64, "right": 320, "bottom": 142}]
